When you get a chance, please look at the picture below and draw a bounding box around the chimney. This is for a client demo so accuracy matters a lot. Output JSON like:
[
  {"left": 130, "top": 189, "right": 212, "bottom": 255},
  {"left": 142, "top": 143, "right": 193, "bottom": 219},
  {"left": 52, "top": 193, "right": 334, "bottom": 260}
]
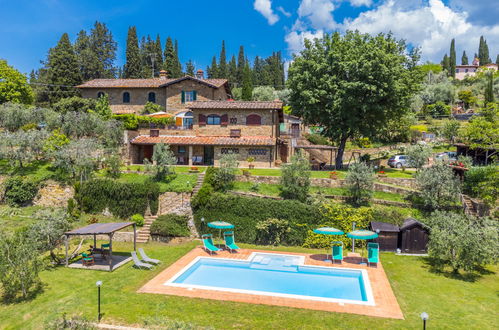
[
  {"left": 196, "top": 69, "right": 204, "bottom": 79},
  {"left": 159, "top": 70, "right": 168, "bottom": 79}
]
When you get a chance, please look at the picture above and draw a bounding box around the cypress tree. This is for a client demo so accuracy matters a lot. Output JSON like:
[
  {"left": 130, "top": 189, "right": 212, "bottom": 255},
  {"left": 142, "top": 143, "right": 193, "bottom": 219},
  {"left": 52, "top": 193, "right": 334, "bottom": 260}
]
[
  {"left": 218, "top": 40, "right": 227, "bottom": 78},
  {"left": 173, "top": 39, "right": 182, "bottom": 77},
  {"left": 484, "top": 72, "right": 495, "bottom": 104},
  {"left": 253, "top": 56, "right": 262, "bottom": 86},
  {"left": 228, "top": 55, "right": 237, "bottom": 85},
  {"left": 140, "top": 35, "right": 157, "bottom": 78},
  {"left": 449, "top": 39, "right": 456, "bottom": 78},
  {"left": 207, "top": 56, "right": 218, "bottom": 79},
  {"left": 163, "top": 37, "right": 176, "bottom": 77},
  {"left": 45, "top": 33, "right": 81, "bottom": 104},
  {"left": 124, "top": 26, "right": 141, "bottom": 78},
  {"left": 75, "top": 30, "right": 99, "bottom": 81},
  {"left": 461, "top": 51, "right": 469, "bottom": 65},
  {"left": 241, "top": 63, "right": 253, "bottom": 100},
  {"left": 496, "top": 54, "right": 499, "bottom": 65},
  {"left": 89, "top": 22, "right": 117, "bottom": 78},
  {"left": 185, "top": 60, "right": 195, "bottom": 76},
  {"left": 237, "top": 45, "right": 245, "bottom": 85},
  {"left": 478, "top": 36, "right": 491, "bottom": 65},
  {"left": 154, "top": 34, "right": 163, "bottom": 72},
  {"left": 441, "top": 54, "right": 450, "bottom": 76}
]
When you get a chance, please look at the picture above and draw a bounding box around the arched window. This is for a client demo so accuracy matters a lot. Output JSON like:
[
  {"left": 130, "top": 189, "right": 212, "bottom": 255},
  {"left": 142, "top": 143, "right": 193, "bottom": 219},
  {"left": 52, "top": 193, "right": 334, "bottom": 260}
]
[
  {"left": 246, "top": 114, "right": 262, "bottom": 126},
  {"left": 123, "top": 92, "right": 130, "bottom": 103},
  {"left": 148, "top": 92, "right": 156, "bottom": 103},
  {"left": 97, "top": 91, "right": 105, "bottom": 98},
  {"left": 207, "top": 114, "right": 221, "bottom": 125}
]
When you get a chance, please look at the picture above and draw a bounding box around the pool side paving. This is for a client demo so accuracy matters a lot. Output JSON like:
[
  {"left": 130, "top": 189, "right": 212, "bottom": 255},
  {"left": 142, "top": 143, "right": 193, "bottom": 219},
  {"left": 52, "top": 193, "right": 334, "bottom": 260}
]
[{"left": 138, "top": 248, "right": 404, "bottom": 319}]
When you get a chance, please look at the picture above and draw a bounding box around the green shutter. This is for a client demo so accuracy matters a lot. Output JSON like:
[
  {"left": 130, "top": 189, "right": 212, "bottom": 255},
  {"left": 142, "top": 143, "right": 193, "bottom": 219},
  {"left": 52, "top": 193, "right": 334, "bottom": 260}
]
[
  {"left": 181, "top": 91, "right": 185, "bottom": 103},
  {"left": 193, "top": 90, "right": 197, "bottom": 101}
]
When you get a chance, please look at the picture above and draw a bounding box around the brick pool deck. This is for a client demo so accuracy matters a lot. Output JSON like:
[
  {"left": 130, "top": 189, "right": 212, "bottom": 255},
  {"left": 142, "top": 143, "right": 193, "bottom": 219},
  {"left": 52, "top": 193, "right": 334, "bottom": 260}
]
[{"left": 138, "top": 247, "right": 404, "bottom": 319}]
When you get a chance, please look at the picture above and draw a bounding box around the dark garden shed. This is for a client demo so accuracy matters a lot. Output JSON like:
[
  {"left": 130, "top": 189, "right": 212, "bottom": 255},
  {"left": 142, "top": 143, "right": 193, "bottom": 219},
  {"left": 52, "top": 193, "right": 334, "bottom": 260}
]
[
  {"left": 370, "top": 221, "right": 400, "bottom": 251},
  {"left": 399, "top": 218, "right": 429, "bottom": 254}
]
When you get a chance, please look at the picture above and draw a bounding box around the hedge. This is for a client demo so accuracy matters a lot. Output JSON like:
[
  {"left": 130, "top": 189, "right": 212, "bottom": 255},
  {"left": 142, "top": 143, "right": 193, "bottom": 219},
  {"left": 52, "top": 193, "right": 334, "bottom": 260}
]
[
  {"left": 150, "top": 214, "right": 190, "bottom": 237},
  {"left": 2, "top": 176, "right": 39, "bottom": 207},
  {"left": 193, "top": 192, "right": 325, "bottom": 246},
  {"left": 112, "top": 114, "right": 173, "bottom": 130},
  {"left": 75, "top": 179, "right": 160, "bottom": 218}
]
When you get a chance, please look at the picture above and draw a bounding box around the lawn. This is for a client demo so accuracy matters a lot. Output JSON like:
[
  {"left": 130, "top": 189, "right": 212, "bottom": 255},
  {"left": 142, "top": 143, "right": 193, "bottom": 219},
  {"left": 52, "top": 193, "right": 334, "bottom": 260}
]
[
  {"left": 122, "top": 165, "right": 207, "bottom": 174},
  {"left": 235, "top": 167, "right": 413, "bottom": 179},
  {"left": 0, "top": 160, "right": 59, "bottom": 182},
  {"left": 107, "top": 172, "right": 198, "bottom": 193},
  {"left": 0, "top": 205, "right": 48, "bottom": 232},
  {"left": 0, "top": 241, "right": 496, "bottom": 329},
  {"left": 232, "top": 181, "right": 407, "bottom": 202}
]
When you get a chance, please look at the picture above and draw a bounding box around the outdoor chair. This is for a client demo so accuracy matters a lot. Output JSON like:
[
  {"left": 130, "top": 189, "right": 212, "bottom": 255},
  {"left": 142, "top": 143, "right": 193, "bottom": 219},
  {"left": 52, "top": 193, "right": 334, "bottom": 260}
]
[
  {"left": 138, "top": 248, "right": 160, "bottom": 264},
  {"left": 81, "top": 252, "right": 94, "bottom": 267},
  {"left": 201, "top": 234, "right": 220, "bottom": 255},
  {"left": 131, "top": 251, "right": 153, "bottom": 270},
  {"left": 331, "top": 242, "right": 343, "bottom": 264},
  {"left": 223, "top": 231, "right": 240, "bottom": 253},
  {"left": 367, "top": 245, "right": 379, "bottom": 267}
]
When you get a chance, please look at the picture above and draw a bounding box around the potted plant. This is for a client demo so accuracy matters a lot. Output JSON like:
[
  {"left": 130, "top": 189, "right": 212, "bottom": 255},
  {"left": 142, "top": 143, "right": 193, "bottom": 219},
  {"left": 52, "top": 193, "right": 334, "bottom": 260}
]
[
  {"left": 247, "top": 157, "right": 255, "bottom": 169},
  {"left": 242, "top": 169, "right": 251, "bottom": 177},
  {"left": 329, "top": 171, "right": 338, "bottom": 179},
  {"left": 189, "top": 166, "right": 199, "bottom": 173},
  {"left": 377, "top": 170, "right": 387, "bottom": 178}
]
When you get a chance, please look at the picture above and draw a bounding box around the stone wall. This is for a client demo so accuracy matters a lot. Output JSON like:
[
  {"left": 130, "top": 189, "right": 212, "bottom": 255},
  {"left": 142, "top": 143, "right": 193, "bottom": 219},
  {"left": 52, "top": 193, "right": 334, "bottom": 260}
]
[
  {"left": 377, "top": 177, "right": 416, "bottom": 189},
  {"left": 33, "top": 181, "right": 74, "bottom": 208},
  {"left": 166, "top": 80, "right": 228, "bottom": 114},
  {"left": 215, "top": 146, "right": 275, "bottom": 168}
]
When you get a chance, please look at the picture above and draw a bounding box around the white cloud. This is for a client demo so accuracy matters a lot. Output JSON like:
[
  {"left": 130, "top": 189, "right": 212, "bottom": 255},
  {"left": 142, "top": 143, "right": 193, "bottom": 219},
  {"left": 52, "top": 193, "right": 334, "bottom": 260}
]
[
  {"left": 253, "top": 0, "right": 280, "bottom": 25},
  {"left": 285, "top": 29, "right": 324, "bottom": 54},
  {"left": 298, "top": 0, "right": 337, "bottom": 30},
  {"left": 348, "top": 0, "right": 373, "bottom": 7},
  {"left": 277, "top": 6, "right": 292, "bottom": 18}
]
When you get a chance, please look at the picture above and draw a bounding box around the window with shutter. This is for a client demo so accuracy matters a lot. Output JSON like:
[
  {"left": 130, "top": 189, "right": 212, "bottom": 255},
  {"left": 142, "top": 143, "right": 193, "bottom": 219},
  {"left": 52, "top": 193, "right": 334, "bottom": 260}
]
[
  {"left": 246, "top": 114, "right": 262, "bottom": 126},
  {"left": 221, "top": 114, "right": 229, "bottom": 126},
  {"left": 123, "top": 92, "right": 130, "bottom": 103},
  {"left": 199, "top": 114, "right": 207, "bottom": 126},
  {"left": 181, "top": 91, "right": 185, "bottom": 103}
]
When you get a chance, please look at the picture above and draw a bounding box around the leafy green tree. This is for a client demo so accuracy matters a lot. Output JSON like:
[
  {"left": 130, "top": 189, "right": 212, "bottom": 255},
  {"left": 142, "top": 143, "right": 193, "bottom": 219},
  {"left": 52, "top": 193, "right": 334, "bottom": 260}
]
[
  {"left": 93, "top": 93, "right": 112, "bottom": 119},
  {"left": 484, "top": 72, "right": 495, "bottom": 104},
  {"left": 103, "top": 152, "right": 122, "bottom": 179},
  {"left": 0, "top": 231, "right": 41, "bottom": 302},
  {"left": 185, "top": 60, "right": 195, "bottom": 76},
  {"left": 44, "top": 33, "right": 82, "bottom": 104},
  {"left": 252, "top": 86, "right": 275, "bottom": 101},
  {"left": 420, "top": 71, "right": 456, "bottom": 105},
  {"left": 43, "top": 129, "right": 70, "bottom": 153},
  {"left": 52, "top": 96, "right": 96, "bottom": 114},
  {"left": 3, "top": 176, "right": 39, "bottom": 207},
  {"left": 212, "top": 152, "right": 239, "bottom": 192},
  {"left": 441, "top": 119, "right": 461, "bottom": 142},
  {"left": 415, "top": 163, "right": 461, "bottom": 210},
  {"left": 464, "top": 165, "right": 498, "bottom": 206},
  {"left": 0, "top": 129, "right": 49, "bottom": 168},
  {"left": 151, "top": 143, "right": 176, "bottom": 181},
  {"left": 279, "top": 151, "right": 310, "bottom": 202},
  {"left": 449, "top": 39, "right": 456, "bottom": 79},
  {"left": 406, "top": 144, "right": 432, "bottom": 169},
  {"left": 255, "top": 218, "right": 290, "bottom": 246},
  {"left": 462, "top": 103, "right": 498, "bottom": 150},
  {"left": 457, "top": 90, "right": 475, "bottom": 109},
  {"left": 345, "top": 162, "right": 374, "bottom": 206},
  {"left": 288, "top": 31, "right": 421, "bottom": 168},
  {"left": 425, "top": 101, "right": 451, "bottom": 117},
  {"left": 241, "top": 63, "right": 253, "bottom": 101},
  {"left": 461, "top": 51, "right": 469, "bottom": 65},
  {"left": 124, "top": 26, "right": 141, "bottom": 78},
  {"left": 441, "top": 54, "right": 450, "bottom": 75},
  {"left": 418, "top": 62, "right": 442, "bottom": 76},
  {"left": 218, "top": 40, "right": 227, "bottom": 78},
  {"left": 0, "top": 60, "right": 34, "bottom": 104},
  {"left": 426, "top": 211, "right": 498, "bottom": 274},
  {"left": 141, "top": 101, "right": 164, "bottom": 115}
]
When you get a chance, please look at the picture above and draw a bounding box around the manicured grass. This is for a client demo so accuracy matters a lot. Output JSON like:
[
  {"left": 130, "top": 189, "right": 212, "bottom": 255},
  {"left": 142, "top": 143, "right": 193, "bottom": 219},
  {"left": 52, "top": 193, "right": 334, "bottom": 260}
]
[
  {"left": 0, "top": 160, "right": 59, "bottom": 182},
  {"left": 0, "top": 241, "right": 496, "bottom": 328},
  {"left": 379, "top": 168, "right": 415, "bottom": 179},
  {"left": 232, "top": 181, "right": 406, "bottom": 202},
  {"left": 236, "top": 168, "right": 411, "bottom": 179},
  {"left": 0, "top": 205, "right": 48, "bottom": 232},
  {"left": 106, "top": 173, "right": 198, "bottom": 193},
  {"left": 121, "top": 165, "right": 207, "bottom": 173}
]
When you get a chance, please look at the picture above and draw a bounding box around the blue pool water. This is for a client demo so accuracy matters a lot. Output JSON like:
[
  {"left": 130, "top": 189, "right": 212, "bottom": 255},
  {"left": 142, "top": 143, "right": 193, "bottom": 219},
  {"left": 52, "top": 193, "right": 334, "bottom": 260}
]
[{"left": 169, "top": 253, "right": 369, "bottom": 303}]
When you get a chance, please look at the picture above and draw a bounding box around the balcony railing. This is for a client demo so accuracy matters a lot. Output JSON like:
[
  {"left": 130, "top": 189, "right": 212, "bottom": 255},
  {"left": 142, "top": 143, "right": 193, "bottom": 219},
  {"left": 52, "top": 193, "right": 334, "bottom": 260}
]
[{"left": 139, "top": 123, "right": 193, "bottom": 130}]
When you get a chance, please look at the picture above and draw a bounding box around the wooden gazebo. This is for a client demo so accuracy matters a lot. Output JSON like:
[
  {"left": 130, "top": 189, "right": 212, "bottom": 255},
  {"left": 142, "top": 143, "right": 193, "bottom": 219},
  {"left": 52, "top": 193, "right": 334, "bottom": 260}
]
[{"left": 64, "top": 222, "right": 137, "bottom": 271}]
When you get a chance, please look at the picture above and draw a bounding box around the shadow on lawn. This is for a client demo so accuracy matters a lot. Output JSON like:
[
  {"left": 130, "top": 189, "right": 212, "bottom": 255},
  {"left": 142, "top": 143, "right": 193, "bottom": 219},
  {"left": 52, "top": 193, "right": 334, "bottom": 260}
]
[{"left": 422, "top": 257, "right": 495, "bottom": 282}]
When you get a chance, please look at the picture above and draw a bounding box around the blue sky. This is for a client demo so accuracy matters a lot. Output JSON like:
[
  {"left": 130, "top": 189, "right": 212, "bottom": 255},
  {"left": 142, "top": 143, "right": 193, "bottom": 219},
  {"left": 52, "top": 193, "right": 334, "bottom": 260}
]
[{"left": 0, "top": 0, "right": 497, "bottom": 75}]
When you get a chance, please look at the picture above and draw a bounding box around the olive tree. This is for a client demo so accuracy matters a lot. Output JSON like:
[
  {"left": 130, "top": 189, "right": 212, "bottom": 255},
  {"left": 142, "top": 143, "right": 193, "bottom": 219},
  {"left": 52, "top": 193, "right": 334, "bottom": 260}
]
[
  {"left": 149, "top": 143, "right": 177, "bottom": 182},
  {"left": 212, "top": 152, "right": 239, "bottom": 192},
  {"left": 415, "top": 163, "right": 461, "bottom": 210},
  {"left": 406, "top": 144, "right": 432, "bottom": 169},
  {"left": 426, "top": 211, "right": 498, "bottom": 274},
  {"left": 0, "top": 129, "right": 49, "bottom": 168},
  {"left": 279, "top": 151, "right": 310, "bottom": 202},
  {"left": 345, "top": 162, "right": 374, "bottom": 206}
]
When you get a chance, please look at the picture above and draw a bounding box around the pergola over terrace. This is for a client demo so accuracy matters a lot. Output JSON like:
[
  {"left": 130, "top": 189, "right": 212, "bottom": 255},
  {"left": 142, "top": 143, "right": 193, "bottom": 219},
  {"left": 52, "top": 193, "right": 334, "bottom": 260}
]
[
  {"left": 294, "top": 144, "right": 338, "bottom": 169},
  {"left": 64, "top": 222, "right": 137, "bottom": 271}
]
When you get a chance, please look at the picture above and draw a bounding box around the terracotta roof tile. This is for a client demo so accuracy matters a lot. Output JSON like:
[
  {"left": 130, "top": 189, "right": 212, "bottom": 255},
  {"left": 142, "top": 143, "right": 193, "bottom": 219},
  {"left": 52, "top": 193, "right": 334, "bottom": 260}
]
[
  {"left": 76, "top": 76, "right": 228, "bottom": 89},
  {"left": 131, "top": 135, "right": 276, "bottom": 146},
  {"left": 188, "top": 100, "right": 283, "bottom": 110}
]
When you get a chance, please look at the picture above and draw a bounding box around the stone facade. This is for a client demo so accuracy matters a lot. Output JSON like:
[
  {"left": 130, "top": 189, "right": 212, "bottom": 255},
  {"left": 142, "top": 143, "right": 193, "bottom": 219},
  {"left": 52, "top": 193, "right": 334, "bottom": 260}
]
[
  {"left": 214, "top": 146, "right": 275, "bottom": 168},
  {"left": 166, "top": 81, "right": 227, "bottom": 114}
]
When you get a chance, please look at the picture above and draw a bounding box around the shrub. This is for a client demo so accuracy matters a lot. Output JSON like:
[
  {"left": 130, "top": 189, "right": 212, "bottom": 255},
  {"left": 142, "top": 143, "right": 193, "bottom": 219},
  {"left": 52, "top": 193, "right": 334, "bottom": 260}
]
[
  {"left": 415, "top": 163, "right": 461, "bottom": 210},
  {"left": 464, "top": 165, "right": 499, "bottom": 205},
  {"left": 131, "top": 214, "right": 144, "bottom": 227},
  {"left": 52, "top": 96, "right": 97, "bottom": 114},
  {"left": 150, "top": 214, "right": 190, "bottom": 237},
  {"left": 345, "top": 162, "right": 374, "bottom": 206},
  {"left": 104, "top": 153, "right": 122, "bottom": 179},
  {"left": 255, "top": 218, "right": 290, "bottom": 245},
  {"left": 212, "top": 153, "right": 238, "bottom": 192},
  {"left": 149, "top": 143, "right": 176, "bottom": 182},
  {"left": 75, "top": 179, "right": 160, "bottom": 218},
  {"left": 406, "top": 144, "right": 432, "bottom": 169},
  {"left": 112, "top": 114, "right": 173, "bottom": 130},
  {"left": 3, "top": 176, "right": 39, "bottom": 207},
  {"left": 303, "top": 133, "right": 332, "bottom": 146},
  {"left": 279, "top": 151, "right": 310, "bottom": 202},
  {"left": 142, "top": 101, "right": 164, "bottom": 115}
]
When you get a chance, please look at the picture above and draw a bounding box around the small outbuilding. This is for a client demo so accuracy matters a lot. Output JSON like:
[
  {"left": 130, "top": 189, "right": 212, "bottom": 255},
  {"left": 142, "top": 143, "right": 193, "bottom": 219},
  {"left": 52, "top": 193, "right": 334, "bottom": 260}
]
[
  {"left": 399, "top": 218, "right": 429, "bottom": 254},
  {"left": 370, "top": 221, "right": 400, "bottom": 251}
]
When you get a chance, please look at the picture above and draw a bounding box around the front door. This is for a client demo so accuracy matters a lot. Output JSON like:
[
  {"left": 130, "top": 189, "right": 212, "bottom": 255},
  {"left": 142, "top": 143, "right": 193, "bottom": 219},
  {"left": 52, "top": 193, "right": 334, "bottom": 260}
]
[
  {"left": 143, "top": 145, "right": 153, "bottom": 163},
  {"left": 204, "top": 146, "right": 214, "bottom": 166}
]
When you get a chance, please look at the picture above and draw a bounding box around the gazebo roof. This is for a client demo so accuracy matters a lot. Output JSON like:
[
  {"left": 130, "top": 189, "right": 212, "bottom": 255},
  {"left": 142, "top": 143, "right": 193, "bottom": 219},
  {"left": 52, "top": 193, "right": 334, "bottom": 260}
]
[
  {"left": 371, "top": 221, "right": 400, "bottom": 233},
  {"left": 65, "top": 222, "right": 134, "bottom": 236}
]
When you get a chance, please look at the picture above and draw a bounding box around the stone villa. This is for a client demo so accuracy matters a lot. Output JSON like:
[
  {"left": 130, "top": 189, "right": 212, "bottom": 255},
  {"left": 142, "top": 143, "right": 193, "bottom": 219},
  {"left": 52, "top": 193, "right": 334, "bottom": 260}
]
[
  {"left": 455, "top": 58, "right": 498, "bottom": 80},
  {"left": 77, "top": 71, "right": 285, "bottom": 168}
]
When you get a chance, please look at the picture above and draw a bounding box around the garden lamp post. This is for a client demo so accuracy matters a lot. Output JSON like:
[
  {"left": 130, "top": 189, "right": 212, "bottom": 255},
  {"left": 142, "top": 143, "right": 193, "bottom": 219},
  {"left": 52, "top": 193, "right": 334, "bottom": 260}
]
[
  {"left": 96, "top": 281, "right": 102, "bottom": 321},
  {"left": 351, "top": 221, "right": 357, "bottom": 253},
  {"left": 201, "top": 217, "right": 205, "bottom": 230},
  {"left": 420, "top": 312, "right": 429, "bottom": 330}
]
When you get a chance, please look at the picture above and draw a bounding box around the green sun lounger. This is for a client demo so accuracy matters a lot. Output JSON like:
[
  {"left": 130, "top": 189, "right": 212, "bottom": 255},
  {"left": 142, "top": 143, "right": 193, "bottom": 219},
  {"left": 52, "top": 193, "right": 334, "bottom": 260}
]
[
  {"left": 223, "top": 231, "right": 240, "bottom": 253},
  {"left": 368, "top": 244, "right": 379, "bottom": 267},
  {"left": 202, "top": 234, "right": 220, "bottom": 255},
  {"left": 331, "top": 241, "right": 343, "bottom": 264}
]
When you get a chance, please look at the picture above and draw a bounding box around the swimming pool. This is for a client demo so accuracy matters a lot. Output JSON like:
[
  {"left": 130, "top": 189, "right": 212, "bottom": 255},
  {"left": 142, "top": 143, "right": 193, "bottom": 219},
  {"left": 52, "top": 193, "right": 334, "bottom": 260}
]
[{"left": 165, "top": 252, "right": 375, "bottom": 305}]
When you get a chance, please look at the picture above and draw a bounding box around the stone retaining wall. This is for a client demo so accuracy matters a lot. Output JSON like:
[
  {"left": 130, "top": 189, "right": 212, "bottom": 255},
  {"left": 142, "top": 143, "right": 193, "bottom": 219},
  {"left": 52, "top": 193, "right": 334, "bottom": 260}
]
[
  {"left": 377, "top": 177, "right": 416, "bottom": 189},
  {"left": 33, "top": 181, "right": 74, "bottom": 208}
]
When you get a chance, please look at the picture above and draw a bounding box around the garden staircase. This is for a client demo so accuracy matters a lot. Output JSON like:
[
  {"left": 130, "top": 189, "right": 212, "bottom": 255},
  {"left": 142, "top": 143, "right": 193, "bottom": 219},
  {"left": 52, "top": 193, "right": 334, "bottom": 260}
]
[
  {"left": 191, "top": 172, "right": 205, "bottom": 195},
  {"left": 136, "top": 215, "right": 157, "bottom": 243},
  {"left": 461, "top": 194, "right": 478, "bottom": 217}
]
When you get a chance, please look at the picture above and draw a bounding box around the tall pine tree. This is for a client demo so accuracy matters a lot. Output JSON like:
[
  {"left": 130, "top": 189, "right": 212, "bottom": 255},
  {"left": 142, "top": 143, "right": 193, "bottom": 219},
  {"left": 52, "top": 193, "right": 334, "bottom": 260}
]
[
  {"left": 154, "top": 34, "right": 163, "bottom": 73},
  {"left": 173, "top": 39, "right": 182, "bottom": 77},
  {"left": 89, "top": 22, "right": 117, "bottom": 78},
  {"left": 484, "top": 72, "right": 495, "bottom": 104},
  {"left": 140, "top": 35, "right": 156, "bottom": 78},
  {"left": 185, "top": 60, "right": 195, "bottom": 76},
  {"left": 44, "top": 33, "right": 81, "bottom": 104},
  {"left": 237, "top": 45, "right": 245, "bottom": 86},
  {"left": 207, "top": 56, "right": 218, "bottom": 79},
  {"left": 163, "top": 37, "right": 181, "bottom": 78},
  {"left": 441, "top": 54, "right": 451, "bottom": 76},
  {"left": 478, "top": 36, "right": 491, "bottom": 65},
  {"left": 124, "top": 26, "right": 141, "bottom": 78},
  {"left": 218, "top": 40, "right": 227, "bottom": 78},
  {"left": 461, "top": 51, "right": 469, "bottom": 65},
  {"left": 241, "top": 62, "right": 253, "bottom": 100},
  {"left": 449, "top": 39, "right": 456, "bottom": 78},
  {"left": 228, "top": 55, "right": 237, "bottom": 85},
  {"left": 75, "top": 30, "right": 99, "bottom": 81},
  {"left": 496, "top": 54, "right": 499, "bottom": 65}
]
